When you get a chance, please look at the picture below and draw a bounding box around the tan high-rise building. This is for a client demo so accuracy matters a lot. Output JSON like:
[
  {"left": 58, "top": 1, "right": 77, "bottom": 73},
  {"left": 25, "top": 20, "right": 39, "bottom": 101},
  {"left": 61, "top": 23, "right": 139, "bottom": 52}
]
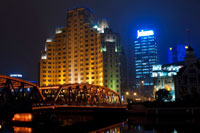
[{"left": 40, "top": 7, "right": 121, "bottom": 93}]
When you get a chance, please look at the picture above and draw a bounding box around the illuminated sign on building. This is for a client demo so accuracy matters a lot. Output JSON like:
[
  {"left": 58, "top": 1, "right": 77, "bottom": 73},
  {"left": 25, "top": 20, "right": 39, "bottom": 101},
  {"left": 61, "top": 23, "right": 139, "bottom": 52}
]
[
  {"left": 10, "top": 74, "right": 23, "bottom": 78},
  {"left": 152, "top": 64, "right": 182, "bottom": 78},
  {"left": 137, "top": 30, "right": 154, "bottom": 38}
]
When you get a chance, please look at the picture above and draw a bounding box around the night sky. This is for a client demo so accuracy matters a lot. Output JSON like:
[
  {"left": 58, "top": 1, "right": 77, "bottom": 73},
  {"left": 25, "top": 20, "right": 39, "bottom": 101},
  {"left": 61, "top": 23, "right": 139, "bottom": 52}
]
[{"left": 1, "top": 0, "right": 200, "bottom": 82}]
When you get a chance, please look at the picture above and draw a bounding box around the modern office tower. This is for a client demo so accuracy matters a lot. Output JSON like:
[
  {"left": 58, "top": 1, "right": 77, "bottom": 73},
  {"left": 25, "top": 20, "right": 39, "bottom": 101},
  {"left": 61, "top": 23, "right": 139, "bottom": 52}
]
[
  {"left": 168, "top": 44, "right": 188, "bottom": 64},
  {"left": 40, "top": 7, "right": 121, "bottom": 93},
  {"left": 134, "top": 30, "right": 158, "bottom": 87}
]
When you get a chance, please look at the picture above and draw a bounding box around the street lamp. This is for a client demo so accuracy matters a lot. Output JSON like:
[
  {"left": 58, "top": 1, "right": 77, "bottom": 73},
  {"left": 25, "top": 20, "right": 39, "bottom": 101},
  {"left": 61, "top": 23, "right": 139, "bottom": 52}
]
[
  {"left": 139, "top": 80, "right": 144, "bottom": 101},
  {"left": 125, "top": 91, "right": 130, "bottom": 103},
  {"left": 133, "top": 92, "right": 137, "bottom": 101}
]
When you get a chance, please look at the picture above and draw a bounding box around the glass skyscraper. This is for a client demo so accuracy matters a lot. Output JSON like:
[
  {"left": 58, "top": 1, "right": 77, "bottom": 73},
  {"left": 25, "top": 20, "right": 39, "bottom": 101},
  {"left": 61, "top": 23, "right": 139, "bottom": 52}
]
[{"left": 134, "top": 30, "right": 158, "bottom": 87}]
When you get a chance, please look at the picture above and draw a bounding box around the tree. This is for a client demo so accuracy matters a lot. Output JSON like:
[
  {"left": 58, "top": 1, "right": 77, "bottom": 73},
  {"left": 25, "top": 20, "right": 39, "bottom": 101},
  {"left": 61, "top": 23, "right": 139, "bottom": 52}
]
[{"left": 155, "top": 89, "right": 172, "bottom": 102}]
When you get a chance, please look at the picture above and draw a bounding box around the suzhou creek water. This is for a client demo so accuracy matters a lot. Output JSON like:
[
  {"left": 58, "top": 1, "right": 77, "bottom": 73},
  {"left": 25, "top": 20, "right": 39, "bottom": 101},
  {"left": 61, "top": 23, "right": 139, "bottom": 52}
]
[{"left": 0, "top": 114, "right": 199, "bottom": 133}]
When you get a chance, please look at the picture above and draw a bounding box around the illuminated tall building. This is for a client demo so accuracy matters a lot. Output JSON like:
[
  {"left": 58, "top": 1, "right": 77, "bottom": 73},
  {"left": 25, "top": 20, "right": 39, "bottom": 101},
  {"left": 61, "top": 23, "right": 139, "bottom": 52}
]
[
  {"left": 40, "top": 7, "right": 121, "bottom": 93},
  {"left": 100, "top": 28, "right": 121, "bottom": 93},
  {"left": 134, "top": 30, "right": 158, "bottom": 87},
  {"left": 168, "top": 44, "right": 188, "bottom": 64}
]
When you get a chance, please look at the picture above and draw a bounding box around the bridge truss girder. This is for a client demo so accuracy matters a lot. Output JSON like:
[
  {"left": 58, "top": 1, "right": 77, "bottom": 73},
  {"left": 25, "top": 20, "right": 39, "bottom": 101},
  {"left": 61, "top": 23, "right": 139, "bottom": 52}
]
[
  {"left": 40, "top": 83, "right": 121, "bottom": 106},
  {"left": 0, "top": 75, "right": 44, "bottom": 105}
]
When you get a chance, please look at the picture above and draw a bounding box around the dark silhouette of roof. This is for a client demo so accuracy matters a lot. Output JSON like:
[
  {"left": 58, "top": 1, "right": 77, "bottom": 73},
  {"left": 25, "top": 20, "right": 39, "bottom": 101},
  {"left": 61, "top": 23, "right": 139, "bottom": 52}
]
[
  {"left": 176, "top": 62, "right": 200, "bottom": 76},
  {"left": 187, "top": 45, "right": 194, "bottom": 52}
]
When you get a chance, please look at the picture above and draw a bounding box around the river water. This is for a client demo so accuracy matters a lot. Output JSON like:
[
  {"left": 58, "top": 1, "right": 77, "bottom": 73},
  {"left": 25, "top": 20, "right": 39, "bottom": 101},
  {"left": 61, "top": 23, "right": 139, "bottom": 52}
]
[{"left": 0, "top": 114, "right": 199, "bottom": 133}]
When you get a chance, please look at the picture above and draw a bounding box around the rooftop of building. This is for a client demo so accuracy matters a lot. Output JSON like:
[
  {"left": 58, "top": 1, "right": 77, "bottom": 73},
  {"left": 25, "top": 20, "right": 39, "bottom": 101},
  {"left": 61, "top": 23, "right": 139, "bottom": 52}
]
[
  {"left": 187, "top": 45, "right": 194, "bottom": 52},
  {"left": 162, "top": 61, "right": 184, "bottom": 67},
  {"left": 66, "top": 6, "right": 94, "bottom": 13},
  {"left": 176, "top": 60, "right": 200, "bottom": 76}
]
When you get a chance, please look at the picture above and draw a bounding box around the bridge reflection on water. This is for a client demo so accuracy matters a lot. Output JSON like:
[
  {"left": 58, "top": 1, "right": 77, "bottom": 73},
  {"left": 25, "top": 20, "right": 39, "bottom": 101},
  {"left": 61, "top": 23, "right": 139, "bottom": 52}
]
[{"left": 1, "top": 115, "right": 200, "bottom": 132}]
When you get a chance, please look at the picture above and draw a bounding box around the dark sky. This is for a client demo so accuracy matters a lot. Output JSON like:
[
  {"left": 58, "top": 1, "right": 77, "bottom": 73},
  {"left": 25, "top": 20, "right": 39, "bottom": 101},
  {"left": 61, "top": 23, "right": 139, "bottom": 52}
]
[{"left": 1, "top": 0, "right": 200, "bottom": 82}]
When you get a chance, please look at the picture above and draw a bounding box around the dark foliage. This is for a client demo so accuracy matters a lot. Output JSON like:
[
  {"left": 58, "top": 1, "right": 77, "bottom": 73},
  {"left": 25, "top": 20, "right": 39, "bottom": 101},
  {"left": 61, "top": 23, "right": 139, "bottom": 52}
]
[{"left": 155, "top": 89, "right": 172, "bottom": 102}]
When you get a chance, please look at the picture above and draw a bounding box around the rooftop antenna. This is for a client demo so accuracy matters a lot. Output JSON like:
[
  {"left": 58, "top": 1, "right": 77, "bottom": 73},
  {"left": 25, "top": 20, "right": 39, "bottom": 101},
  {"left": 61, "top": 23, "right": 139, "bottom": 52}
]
[{"left": 186, "top": 29, "right": 191, "bottom": 46}]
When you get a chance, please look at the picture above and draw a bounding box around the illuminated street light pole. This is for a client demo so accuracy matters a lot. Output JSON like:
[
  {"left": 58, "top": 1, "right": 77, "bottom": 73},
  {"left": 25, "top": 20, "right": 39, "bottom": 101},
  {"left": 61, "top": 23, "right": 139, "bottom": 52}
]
[
  {"left": 133, "top": 92, "right": 137, "bottom": 101},
  {"left": 140, "top": 80, "right": 144, "bottom": 101},
  {"left": 125, "top": 91, "right": 129, "bottom": 103}
]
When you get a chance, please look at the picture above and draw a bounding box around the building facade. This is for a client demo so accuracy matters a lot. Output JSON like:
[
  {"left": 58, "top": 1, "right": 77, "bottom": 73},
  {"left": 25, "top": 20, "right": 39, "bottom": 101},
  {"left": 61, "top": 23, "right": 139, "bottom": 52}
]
[
  {"left": 134, "top": 30, "right": 158, "bottom": 87},
  {"left": 40, "top": 7, "right": 121, "bottom": 93},
  {"left": 127, "top": 41, "right": 136, "bottom": 90},
  {"left": 100, "top": 27, "right": 121, "bottom": 93},
  {"left": 174, "top": 46, "right": 200, "bottom": 100},
  {"left": 168, "top": 44, "right": 188, "bottom": 64},
  {"left": 152, "top": 63, "right": 183, "bottom": 101}
]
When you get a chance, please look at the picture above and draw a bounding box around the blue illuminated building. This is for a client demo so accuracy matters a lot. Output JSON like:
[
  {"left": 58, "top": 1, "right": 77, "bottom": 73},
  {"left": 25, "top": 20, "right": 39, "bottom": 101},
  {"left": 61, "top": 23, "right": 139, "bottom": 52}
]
[
  {"left": 9, "top": 74, "right": 37, "bottom": 84},
  {"left": 134, "top": 30, "right": 158, "bottom": 87},
  {"left": 168, "top": 45, "right": 188, "bottom": 64},
  {"left": 10, "top": 74, "right": 23, "bottom": 78}
]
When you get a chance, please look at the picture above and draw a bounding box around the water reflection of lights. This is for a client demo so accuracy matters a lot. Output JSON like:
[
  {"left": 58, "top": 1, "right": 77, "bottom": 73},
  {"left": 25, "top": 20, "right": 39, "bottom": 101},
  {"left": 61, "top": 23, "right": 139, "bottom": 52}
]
[
  {"left": 91, "top": 122, "right": 126, "bottom": 133},
  {"left": 13, "top": 126, "right": 32, "bottom": 133},
  {"left": 12, "top": 113, "right": 32, "bottom": 122}
]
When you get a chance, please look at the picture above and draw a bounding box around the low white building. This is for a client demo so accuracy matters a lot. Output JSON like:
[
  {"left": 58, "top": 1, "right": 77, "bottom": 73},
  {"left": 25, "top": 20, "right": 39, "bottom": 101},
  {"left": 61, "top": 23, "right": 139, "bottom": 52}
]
[{"left": 152, "top": 63, "right": 183, "bottom": 101}]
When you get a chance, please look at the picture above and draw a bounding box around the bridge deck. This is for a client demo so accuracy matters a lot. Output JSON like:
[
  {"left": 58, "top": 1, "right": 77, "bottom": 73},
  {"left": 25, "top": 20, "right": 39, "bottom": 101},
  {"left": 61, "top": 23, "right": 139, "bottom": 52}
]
[{"left": 32, "top": 104, "right": 127, "bottom": 110}]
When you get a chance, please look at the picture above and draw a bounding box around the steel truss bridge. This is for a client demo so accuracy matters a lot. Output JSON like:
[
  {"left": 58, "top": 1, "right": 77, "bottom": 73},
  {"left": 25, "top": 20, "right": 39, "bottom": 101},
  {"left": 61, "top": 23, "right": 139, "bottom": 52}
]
[
  {"left": 0, "top": 75, "right": 44, "bottom": 105},
  {"left": 0, "top": 75, "right": 125, "bottom": 111}
]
